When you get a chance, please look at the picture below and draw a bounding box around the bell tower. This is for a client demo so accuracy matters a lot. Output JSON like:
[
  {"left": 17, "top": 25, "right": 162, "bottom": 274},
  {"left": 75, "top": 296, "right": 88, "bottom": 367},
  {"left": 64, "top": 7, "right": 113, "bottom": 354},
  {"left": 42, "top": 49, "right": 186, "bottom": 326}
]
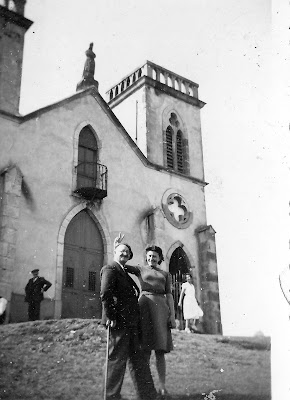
[
  {"left": 106, "top": 61, "right": 206, "bottom": 183},
  {"left": 0, "top": 0, "right": 32, "bottom": 115}
]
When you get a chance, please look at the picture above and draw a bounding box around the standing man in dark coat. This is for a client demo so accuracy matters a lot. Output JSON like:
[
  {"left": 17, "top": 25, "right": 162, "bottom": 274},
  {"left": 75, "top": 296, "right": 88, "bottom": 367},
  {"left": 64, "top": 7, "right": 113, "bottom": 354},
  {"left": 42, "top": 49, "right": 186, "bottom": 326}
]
[
  {"left": 100, "top": 243, "right": 157, "bottom": 400},
  {"left": 25, "top": 269, "right": 52, "bottom": 321}
]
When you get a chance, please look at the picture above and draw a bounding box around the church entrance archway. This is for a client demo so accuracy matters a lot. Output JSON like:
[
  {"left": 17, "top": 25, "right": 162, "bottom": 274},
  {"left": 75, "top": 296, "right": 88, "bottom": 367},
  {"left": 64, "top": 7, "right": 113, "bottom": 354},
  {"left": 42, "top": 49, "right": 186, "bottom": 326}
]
[
  {"left": 169, "top": 247, "right": 190, "bottom": 326},
  {"left": 62, "top": 210, "right": 103, "bottom": 319}
]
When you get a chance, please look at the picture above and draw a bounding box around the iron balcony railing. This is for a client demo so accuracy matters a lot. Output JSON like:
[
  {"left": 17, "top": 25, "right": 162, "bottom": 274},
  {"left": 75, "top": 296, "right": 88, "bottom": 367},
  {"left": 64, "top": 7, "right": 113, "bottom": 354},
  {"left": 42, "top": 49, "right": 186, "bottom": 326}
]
[{"left": 74, "top": 162, "right": 108, "bottom": 200}]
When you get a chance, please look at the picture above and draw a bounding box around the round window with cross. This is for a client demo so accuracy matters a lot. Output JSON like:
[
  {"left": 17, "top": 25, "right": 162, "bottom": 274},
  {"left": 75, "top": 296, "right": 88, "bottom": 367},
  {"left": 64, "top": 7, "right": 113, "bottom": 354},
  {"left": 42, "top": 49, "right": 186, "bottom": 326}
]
[{"left": 162, "top": 190, "right": 192, "bottom": 228}]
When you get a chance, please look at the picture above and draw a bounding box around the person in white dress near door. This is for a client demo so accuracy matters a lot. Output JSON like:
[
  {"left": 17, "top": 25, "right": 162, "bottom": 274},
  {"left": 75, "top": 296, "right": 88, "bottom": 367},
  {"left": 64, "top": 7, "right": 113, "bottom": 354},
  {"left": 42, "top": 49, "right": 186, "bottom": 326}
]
[{"left": 178, "top": 272, "right": 203, "bottom": 333}]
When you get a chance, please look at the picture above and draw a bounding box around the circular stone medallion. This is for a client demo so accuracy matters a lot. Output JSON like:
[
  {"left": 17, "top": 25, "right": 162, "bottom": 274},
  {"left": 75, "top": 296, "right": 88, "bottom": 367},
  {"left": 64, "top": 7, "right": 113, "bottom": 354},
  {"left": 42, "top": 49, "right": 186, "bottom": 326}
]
[{"left": 161, "top": 190, "right": 192, "bottom": 229}]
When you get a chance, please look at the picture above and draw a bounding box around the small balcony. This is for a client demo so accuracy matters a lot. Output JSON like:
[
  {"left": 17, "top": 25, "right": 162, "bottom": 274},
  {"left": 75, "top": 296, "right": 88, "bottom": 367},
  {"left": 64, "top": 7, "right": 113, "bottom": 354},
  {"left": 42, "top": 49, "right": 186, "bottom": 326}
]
[{"left": 74, "top": 162, "right": 107, "bottom": 201}]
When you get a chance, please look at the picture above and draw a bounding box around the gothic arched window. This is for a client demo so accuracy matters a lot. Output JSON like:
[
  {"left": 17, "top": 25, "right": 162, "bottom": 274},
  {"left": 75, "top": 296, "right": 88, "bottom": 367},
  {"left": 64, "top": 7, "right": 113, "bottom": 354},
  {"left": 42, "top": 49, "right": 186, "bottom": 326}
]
[
  {"left": 77, "top": 126, "right": 98, "bottom": 189},
  {"left": 164, "top": 113, "right": 186, "bottom": 173}
]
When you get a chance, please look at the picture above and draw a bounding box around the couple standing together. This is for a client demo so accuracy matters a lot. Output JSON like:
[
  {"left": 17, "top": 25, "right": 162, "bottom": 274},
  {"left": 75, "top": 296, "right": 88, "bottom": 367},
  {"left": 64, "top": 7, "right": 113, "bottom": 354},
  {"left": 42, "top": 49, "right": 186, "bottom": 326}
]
[{"left": 100, "top": 234, "right": 176, "bottom": 400}]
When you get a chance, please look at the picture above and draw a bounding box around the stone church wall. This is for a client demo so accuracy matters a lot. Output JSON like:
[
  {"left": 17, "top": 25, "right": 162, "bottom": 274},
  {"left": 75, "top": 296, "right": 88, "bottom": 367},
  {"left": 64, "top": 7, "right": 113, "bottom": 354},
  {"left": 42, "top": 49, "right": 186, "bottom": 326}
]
[{"left": 1, "top": 93, "right": 210, "bottom": 323}]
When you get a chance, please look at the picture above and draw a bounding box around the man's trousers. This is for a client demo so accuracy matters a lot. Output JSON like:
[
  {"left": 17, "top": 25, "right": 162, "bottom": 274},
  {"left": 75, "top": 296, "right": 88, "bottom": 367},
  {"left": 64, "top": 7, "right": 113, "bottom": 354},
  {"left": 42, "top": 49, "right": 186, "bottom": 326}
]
[
  {"left": 105, "top": 326, "right": 156, "bottom": 400},
  {"left": 28, "top": 300, "right": 41, "bottom": 321}
]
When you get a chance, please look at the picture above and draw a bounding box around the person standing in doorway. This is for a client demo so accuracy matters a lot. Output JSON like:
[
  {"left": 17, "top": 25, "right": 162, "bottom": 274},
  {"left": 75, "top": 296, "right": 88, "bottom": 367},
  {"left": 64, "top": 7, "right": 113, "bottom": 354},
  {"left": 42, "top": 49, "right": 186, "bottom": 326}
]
[
  {"left": 24, "top": 269, "right": 52, "bottom": 321},
  {"left": 100, "top": 243, "right": 157, "bottom": 400},
  {"left": 178, "top": 272, "right": 203, "bottom": 333}
]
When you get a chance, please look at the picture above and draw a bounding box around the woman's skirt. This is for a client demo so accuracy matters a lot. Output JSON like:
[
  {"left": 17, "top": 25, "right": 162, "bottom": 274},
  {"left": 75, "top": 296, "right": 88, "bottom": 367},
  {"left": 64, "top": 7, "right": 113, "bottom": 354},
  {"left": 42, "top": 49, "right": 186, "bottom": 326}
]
[
  {"left": 139, "top": 293, "right": 173, "bottom": 353},
  {"left": 183, "top": 295, "right": 203, "bottom": 320}
]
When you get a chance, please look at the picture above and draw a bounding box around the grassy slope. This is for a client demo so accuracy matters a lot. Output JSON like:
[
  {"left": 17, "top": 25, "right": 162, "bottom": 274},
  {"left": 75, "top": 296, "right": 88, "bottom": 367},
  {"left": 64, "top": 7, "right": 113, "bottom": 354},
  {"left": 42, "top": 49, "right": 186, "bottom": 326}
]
[{"left": 0, "top": 319, "right": 271, "bottom": 400}]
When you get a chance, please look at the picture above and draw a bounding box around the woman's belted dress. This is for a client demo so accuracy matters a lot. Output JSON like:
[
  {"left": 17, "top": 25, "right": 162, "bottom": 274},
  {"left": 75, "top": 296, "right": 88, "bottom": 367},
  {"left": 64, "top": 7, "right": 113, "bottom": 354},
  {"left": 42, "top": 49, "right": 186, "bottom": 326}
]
[{"left": 125, "top": 264, "right": 173, "bottom": 353}]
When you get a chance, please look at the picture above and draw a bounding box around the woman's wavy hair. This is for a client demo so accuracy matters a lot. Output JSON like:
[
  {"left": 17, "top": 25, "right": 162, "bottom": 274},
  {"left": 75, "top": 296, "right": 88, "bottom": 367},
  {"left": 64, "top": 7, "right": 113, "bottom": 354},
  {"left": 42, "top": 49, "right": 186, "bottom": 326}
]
[{"left": 145, "top": 246, "right": 164, "bottom": 265}]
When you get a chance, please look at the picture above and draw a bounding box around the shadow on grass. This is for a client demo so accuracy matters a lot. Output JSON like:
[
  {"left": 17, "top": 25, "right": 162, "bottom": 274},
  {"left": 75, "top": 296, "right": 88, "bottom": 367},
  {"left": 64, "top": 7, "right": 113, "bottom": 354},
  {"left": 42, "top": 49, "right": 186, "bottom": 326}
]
[{"left": 169, "top": 395, "right": 270, "bottom": 400}]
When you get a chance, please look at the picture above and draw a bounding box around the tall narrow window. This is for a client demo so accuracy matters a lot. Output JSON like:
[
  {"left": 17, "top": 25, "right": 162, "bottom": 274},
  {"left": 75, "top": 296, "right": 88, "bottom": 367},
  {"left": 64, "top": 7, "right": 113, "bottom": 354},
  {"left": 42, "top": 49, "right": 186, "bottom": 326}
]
[
  {"left": 164, "top": 113, "right": 186, "bottom": 173},
  {"left": 166, "top": 126, "right": 174, "bottom": 169},
  {"left": 77, "top": 126, "right": 98, "bottom": 190},
  {"left": 176, "top": 130, "right": 184, "bottom": 173},
  {"left": 65, "top": 267, "right": 74, "bottom": 288},
  {"left": 88, "top": 271, "right": 97, "bottom": 291}
]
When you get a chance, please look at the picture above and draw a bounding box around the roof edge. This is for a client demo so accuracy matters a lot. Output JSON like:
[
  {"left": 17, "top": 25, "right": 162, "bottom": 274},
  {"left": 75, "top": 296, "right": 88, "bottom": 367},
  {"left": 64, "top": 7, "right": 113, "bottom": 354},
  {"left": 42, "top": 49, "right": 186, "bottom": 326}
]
[{"left": 2, "top": 86, "right": 208, "bottom": 187}]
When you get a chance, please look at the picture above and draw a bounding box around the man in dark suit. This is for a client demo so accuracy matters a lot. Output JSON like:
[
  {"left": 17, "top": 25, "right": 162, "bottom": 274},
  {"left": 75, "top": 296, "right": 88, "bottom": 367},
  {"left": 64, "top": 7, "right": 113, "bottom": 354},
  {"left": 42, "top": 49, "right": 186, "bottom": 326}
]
[
  {"left": 100, "top": 243, "right": 157, "bottom": 400},
  {"left": 25, "top": 269, "right": 52, "bottom": 321}
]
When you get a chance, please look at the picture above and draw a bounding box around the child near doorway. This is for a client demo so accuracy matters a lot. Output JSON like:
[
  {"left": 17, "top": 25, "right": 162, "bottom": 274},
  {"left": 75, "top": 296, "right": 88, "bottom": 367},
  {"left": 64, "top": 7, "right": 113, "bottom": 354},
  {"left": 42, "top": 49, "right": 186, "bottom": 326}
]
[{"left": 178, "top": 272, "right": 203, "bottom": 333}]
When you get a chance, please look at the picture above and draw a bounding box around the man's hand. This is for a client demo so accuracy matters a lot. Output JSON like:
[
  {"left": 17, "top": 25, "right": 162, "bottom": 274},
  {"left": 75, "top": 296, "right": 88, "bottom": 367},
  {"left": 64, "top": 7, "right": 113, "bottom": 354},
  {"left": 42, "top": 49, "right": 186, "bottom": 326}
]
[
  {"left": 106, "top": 320, "right": 116, "bottom": 328},
  {"left": 113, "top": 232, "right": 124, "bottom": 249}
]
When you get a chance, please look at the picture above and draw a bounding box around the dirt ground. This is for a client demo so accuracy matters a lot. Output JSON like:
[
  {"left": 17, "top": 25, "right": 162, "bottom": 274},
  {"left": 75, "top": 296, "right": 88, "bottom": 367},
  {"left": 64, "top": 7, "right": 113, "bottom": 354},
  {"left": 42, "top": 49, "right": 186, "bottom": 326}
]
[{"left": 0, "top": 319, "right": 271, "bottom": 400}]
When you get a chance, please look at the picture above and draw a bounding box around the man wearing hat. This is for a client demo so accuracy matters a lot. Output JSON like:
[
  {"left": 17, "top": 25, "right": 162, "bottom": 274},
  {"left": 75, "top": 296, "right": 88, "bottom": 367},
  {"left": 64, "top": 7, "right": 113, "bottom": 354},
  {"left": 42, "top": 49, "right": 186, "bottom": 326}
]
[
  {"left": 25, "top": 269, "right": 52, "bottom": 321},
  {"left": 100, "top": 242, "right": 157, "bottom": 400}
]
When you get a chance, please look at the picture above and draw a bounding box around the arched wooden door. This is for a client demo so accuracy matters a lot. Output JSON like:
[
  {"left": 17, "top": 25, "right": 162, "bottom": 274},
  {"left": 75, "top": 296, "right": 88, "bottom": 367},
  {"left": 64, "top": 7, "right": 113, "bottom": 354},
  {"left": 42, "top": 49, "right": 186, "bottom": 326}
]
[
  {"left": 169, "top": 247, "right": 190, "bottom": 327},
  {"left": 62, "top": 210, "right": 104, "bottom": 319}
]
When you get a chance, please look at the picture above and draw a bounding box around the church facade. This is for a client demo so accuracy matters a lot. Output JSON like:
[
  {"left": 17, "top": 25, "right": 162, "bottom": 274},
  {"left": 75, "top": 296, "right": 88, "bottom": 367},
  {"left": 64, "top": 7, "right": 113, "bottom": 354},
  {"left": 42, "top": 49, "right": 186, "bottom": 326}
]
[{"left": 0, "top": 0, "right": 222, "bottom": 334}]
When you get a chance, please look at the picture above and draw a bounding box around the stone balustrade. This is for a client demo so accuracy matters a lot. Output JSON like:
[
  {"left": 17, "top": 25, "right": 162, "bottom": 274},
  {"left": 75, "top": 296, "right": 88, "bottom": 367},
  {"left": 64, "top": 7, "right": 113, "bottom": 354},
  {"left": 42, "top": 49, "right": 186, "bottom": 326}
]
[{"left": 106, "top": 61, "right": 199, "bottom": 102}]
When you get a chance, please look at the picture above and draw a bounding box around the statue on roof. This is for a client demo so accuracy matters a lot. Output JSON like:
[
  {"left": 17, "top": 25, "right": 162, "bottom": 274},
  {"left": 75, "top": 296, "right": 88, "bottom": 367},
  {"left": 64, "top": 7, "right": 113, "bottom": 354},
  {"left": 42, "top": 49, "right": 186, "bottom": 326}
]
[
  {"left": 76, "top": 43, "right": 99, "bottom": 92},
  {"left": 83, "top": 43, "right": 95, "bottom": 79}
]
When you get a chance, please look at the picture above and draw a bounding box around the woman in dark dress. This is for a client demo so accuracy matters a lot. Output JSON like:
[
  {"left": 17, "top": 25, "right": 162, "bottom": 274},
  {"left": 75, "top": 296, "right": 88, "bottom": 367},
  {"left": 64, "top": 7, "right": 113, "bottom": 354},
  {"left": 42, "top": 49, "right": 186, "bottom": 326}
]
[{"left": 114, "top": 235, "right": 176, "bottom": 398}]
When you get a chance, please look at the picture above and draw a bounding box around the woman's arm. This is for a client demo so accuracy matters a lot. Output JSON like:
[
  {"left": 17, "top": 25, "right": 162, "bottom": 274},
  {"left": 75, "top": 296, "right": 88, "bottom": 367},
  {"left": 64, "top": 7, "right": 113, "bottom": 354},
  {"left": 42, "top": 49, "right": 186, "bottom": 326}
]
[
  {"left": 124, "top": 264, "right": 140, "bottom": 275},
  {"left": 166, "top": 293, "right": 176, "bottom": 329}
]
